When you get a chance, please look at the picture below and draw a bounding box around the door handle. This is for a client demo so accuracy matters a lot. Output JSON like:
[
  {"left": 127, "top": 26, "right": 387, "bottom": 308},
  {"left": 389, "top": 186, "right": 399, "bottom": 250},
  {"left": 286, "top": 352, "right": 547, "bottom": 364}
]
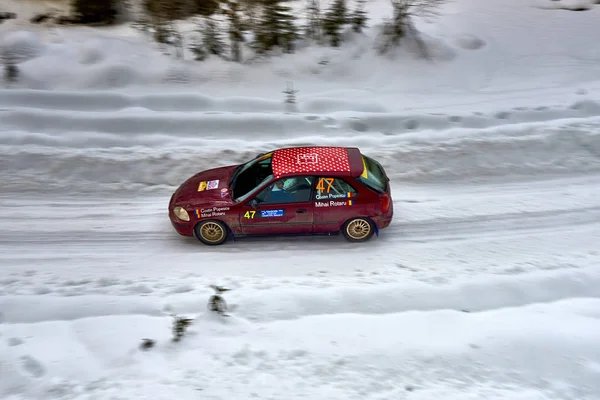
[{"left": 296, "top": 208, "right": 307, "bottom": 213}]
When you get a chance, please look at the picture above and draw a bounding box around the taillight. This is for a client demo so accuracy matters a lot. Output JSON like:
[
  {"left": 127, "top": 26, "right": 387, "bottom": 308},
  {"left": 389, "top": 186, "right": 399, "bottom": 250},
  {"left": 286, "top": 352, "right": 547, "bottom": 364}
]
[{"left": 381, "top": 194, "right": 390, "bottom": 212}]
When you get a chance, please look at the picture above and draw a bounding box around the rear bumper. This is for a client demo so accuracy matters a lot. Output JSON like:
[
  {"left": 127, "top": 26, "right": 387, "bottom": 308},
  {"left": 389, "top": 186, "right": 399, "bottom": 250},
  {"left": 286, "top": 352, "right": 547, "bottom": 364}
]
[
  {"left": 372, "top": 214, "right": 392, "bottom": 229},
  {"left": 376, "top": 217, "right": 392, "bottom": 229}
]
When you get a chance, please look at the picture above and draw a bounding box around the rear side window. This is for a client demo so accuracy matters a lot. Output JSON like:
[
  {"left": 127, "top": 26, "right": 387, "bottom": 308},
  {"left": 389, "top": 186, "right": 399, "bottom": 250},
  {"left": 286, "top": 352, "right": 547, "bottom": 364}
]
[
  {"left": 357, "top": 155, "right": 388, "bottom": 193},
  {"left": 313, "top": 177, "right": 357, "bottom": 201}
]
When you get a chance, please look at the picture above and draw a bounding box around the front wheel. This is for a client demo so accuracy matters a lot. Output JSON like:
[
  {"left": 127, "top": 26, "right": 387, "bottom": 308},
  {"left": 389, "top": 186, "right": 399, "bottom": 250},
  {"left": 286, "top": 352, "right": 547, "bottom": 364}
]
[
  {"left": 195, "top": 220, "right": 228, "bottom": 245},
  {"left": 342, "top": 217, "right": 375, "bottom": 242}
]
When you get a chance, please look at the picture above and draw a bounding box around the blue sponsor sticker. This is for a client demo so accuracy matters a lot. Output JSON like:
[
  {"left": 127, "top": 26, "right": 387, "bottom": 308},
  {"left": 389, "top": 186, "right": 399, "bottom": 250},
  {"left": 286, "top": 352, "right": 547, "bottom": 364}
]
[{"left": 260, "top": 209, "right": 284, "bottom": 218}]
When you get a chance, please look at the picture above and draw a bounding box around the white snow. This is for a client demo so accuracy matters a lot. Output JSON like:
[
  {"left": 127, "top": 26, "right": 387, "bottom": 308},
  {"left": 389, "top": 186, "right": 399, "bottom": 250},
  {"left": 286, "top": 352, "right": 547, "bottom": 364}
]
[{"left": 2, "top": 0, "right": 600, "bottom": 398}]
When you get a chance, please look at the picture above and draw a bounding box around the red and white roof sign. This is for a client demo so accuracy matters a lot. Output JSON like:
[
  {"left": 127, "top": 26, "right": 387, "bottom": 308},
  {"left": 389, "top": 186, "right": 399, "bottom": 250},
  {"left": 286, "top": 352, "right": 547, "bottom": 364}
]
[{"left": 271, "top": 147, "right": 351, "bottom": 178}]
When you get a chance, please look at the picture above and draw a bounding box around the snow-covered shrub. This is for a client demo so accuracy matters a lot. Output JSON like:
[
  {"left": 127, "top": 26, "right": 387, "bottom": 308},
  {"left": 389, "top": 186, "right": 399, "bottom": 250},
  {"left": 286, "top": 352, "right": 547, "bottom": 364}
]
[
  {"left": 0, "top": 31, "right": 43, "bottom": 64},
  {"left": 172, "top": 316, "right": 194, "bottom": 342}
]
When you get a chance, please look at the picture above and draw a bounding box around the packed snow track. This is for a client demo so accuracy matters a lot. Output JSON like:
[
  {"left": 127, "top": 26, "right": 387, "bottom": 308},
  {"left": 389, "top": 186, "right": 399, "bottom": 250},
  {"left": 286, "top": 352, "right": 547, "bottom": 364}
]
[{"left": 2, "top": 85, "right": 600, "bottom": 400}]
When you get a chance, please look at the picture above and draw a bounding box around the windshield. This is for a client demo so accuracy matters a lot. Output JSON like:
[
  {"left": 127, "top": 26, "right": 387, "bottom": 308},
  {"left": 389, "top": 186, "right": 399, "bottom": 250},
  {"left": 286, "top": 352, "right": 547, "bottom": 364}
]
[
  {"left": 356, "top": 155, "right": 388, "bottom": 193},
  {"left": 231, "top": 152, "right": 274, "bottom": 202},
  {"left": 235, "top": 174, "right": 274, "bottom": 203}
]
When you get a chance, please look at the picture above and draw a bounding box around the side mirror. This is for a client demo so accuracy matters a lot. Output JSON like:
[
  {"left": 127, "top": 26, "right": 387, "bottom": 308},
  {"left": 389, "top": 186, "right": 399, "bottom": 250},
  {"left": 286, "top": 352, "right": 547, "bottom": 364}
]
[{"left": 249, "top": 199, "right": 259, "bottom": 210}]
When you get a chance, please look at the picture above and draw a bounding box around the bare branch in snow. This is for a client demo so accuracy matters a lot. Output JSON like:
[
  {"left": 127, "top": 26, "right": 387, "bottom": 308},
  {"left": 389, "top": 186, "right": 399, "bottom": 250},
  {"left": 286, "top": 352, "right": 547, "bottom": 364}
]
[{"left": 398, "top": 0, "right": 448, "bottom": 20}]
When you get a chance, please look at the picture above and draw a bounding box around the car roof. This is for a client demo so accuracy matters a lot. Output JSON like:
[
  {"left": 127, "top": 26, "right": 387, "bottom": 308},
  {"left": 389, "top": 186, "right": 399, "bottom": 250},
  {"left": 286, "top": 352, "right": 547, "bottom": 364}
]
[{"left": 271, "top": 146, "right": 364, "bottom": 179}]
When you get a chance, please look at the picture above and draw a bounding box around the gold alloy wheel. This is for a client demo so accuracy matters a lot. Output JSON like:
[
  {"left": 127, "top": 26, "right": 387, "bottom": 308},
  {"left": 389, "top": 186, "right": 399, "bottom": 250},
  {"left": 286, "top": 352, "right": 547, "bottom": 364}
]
[
  {"left": 199, "top": 222, "right": 225, "bottom": 243},
  {"left": 346, "top": 218, "right": 371, "bottom": 240}
]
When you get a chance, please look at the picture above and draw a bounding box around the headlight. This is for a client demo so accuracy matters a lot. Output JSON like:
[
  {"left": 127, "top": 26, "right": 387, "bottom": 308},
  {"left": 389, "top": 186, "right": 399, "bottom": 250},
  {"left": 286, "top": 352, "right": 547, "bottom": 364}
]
[{"left": 173, "top": 206, "right": 190, "bottom": 222}]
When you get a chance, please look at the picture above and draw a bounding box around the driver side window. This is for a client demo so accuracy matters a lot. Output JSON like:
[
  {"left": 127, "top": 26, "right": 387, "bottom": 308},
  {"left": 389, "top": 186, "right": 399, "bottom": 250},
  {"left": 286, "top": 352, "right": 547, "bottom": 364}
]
[{"left": 256, "top": 176, "right": 314, "bottom": 204}]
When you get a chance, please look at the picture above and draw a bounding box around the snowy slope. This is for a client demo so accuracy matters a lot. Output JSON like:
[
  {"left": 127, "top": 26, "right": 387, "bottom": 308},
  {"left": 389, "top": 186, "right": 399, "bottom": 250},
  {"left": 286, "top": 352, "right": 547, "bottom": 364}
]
[{"left": 2, "top": 0, "right": 600, "bottom": 399}]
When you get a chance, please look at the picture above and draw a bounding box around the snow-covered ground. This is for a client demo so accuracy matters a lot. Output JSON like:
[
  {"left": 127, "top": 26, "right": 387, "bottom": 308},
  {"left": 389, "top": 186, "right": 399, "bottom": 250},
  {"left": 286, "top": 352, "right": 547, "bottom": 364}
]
[{"left": 2, "top": 0, "right": 600, "bottom": 399}]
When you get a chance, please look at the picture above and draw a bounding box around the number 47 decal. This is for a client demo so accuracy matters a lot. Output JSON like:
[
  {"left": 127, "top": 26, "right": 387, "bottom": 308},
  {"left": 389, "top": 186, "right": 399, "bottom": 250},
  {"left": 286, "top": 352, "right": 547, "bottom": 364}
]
[
  {"left": 316, "top": 177, "right": 334, "bottom": 193},
  {"left": 244, "top": 210, "right": 256, "bottom": 219}
]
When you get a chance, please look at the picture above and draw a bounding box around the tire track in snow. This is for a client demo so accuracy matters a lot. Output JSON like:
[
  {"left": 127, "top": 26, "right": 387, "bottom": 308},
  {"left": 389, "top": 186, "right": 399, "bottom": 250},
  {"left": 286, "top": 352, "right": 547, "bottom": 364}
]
[
  {"left": 1, "top": 173, "right": 598, "bottom": 256},
  {"left": 393, "top": 205, "right": 600, "bottom": 242},
  {"left": 0, "top": 203, "right": 598, "bottom": 246},
  {"left": 0, "top": 178, "right": 600, "bottom": 322}
]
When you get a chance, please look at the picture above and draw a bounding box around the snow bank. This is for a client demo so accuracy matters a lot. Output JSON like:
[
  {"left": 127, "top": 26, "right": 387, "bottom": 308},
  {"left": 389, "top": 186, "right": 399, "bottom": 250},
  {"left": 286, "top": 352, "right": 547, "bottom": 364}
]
[
  {"left": 0, "top": 295, "right": 162, "bottom": 323},
  {"left": 2, "top": 266, "right": 600, "bottom": 324},
  {"left": 0, "top": 0, "right": 599, "bottom": 95},
  {"left": 2, "top": 296, "right": 600, "bottom": 399},
  {"left": 0, "top": 89, "right": 389, "bottom": 113},
  {"left": 533, "top": 0, "right": 598, "bottom": 11}
]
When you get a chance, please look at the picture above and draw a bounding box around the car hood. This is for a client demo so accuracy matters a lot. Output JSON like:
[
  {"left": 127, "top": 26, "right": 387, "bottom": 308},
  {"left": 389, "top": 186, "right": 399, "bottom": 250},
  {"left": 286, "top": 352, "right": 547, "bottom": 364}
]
[{"left": 171, "top": 164, "right": 239, "bottom": 207}]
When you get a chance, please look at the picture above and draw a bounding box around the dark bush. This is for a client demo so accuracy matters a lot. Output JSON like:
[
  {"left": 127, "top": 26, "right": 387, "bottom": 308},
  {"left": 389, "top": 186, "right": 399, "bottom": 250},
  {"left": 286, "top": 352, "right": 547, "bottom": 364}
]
[
  {"left": 30, "top": 13, "right": 52, "bottom": 24},
  {"left": 0, "top": 12, "right": 17, "bottom": 23},
  {"left": 70, "top": 0, "right": 118, "bottom": 24},
  {"left": 143, "top": 0, "right": 220, "bottom": 20},
  {"left": 4, "top": 63, "right": 19, "bottom": 84},
  {"left": 143, "top": 0, "right": 194, "bottom": 20},
  {"left": 192, "top": 0, "right": 220, "bottom": 17}
]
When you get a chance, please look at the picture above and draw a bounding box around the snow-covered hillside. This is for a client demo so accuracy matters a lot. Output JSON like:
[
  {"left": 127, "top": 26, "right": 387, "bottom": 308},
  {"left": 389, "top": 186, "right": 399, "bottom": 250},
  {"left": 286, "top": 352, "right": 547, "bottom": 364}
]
[{"left": 1, "top": 0, "right": 600, "bottom": 399}]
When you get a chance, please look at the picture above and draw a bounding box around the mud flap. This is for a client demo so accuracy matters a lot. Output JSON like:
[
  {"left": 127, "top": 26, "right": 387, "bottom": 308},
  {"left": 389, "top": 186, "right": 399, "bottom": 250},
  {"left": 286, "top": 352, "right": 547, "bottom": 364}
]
[{"left": 367, "top": 217, "right": 379, "bottom": 237}]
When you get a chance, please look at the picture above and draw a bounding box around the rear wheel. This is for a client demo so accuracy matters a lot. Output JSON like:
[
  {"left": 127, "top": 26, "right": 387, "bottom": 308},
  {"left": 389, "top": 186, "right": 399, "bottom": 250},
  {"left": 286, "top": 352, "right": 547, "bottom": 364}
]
[
  {"left": 342, "top": 217, "right": 374, "bottom": 242},
  {"left": 195, "top": 220, "right": 228, "bottom": 245}
]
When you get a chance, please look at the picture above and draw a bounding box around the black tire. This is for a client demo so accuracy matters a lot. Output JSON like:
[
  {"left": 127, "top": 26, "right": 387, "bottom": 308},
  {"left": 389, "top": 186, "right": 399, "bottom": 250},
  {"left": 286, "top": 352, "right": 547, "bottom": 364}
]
[
  {"left": 341, "top": 217, "right": 375, "bottom": 242},
  {"left": 194, "top": 220, "right": 229, "bottom": 245}
]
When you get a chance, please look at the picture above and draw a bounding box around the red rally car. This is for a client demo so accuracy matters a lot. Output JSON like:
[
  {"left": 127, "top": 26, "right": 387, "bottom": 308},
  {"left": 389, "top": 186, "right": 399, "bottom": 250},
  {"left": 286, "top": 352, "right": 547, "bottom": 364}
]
[{"left": 169, "top": 146, "right": 393, "bottom": 245}]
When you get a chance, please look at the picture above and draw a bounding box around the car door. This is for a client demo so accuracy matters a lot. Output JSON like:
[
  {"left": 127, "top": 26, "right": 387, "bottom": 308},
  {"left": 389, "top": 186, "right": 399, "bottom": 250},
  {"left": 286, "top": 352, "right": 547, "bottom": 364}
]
[
  {"left": 312, "top": 176, "right": 362, "bottom": 233},
  {"left": 239, "top": 176, "right": 315, "bottom": 236}
]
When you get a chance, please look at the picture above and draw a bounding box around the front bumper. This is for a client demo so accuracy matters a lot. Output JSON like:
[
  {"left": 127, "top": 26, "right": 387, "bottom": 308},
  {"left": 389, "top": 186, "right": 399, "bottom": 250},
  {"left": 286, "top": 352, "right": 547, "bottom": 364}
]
[
  {"left": 169, "top": 206, "right": 195, "bottom": 236},
  {"left": 168, "top": 192, "right": 194, "bottom": 236},
  {"left": 170, "top": 218, "right": 194, "bottom": 236}
]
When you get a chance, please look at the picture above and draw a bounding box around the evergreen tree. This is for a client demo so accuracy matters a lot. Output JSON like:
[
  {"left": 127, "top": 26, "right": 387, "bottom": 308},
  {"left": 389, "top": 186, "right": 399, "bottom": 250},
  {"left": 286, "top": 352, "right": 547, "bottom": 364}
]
[
  {"left": 222, "top": 0, "right": 245, "bottom": 62},
  {"left": 190, "top": 16, "right": 227, "bottom": 60},
  {"left": 322, "top": 0, "right": 347, "bottom": 47},
  {"left": 239, "top": 0, "right": 262, "bottom": 32},
  {"left": 203, "top": 17, "right": 227, "bottom": 56},
  {"left": 305, "top": 0, "right": 322, "bottom": 42},
  {"left": 254, "top": 0, "right": 298, "bottom": 53},
  {"left": 350, "top": 0, "right": 367, "bottom": 33}
]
